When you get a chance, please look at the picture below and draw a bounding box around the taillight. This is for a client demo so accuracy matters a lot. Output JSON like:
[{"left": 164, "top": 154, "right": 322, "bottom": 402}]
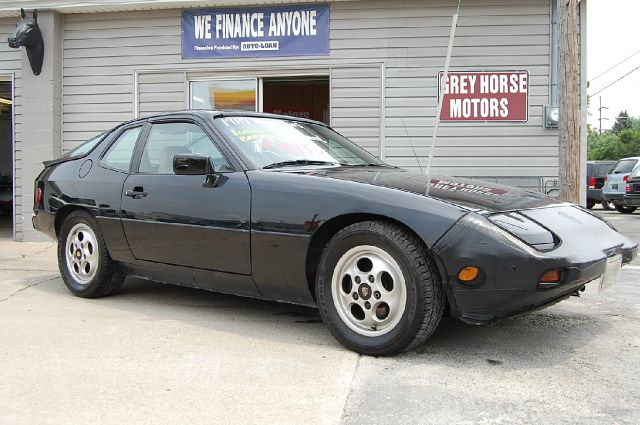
[
  {"left": 623, "top": 175, "right": 629, "bottom": 183},
  {"left": 604, "top": 176, "right": 608, "bottom": 184},
  {"left": 627, "top": 184, "right": 631, "bottom": 193},
  {"left": 35, "top": 187, "right": 43, "bottom": 209},
  {"left": 588, "top": 177, "right": 596, "bottom": 189}
]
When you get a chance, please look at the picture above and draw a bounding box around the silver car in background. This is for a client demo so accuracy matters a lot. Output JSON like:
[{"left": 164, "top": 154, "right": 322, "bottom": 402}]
[{"left": 602, "top": 157, "right": 640, "bottom": 214}]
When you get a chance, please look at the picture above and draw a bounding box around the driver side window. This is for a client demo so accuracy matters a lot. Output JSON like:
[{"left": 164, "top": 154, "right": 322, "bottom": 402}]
[{"left": 139, "top": 122, "right": 232, "bottom": 174}]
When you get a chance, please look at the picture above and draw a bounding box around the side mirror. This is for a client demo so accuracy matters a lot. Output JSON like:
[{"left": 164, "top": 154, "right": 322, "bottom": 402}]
[{"left": 173, "top": 154, "right": 214, "bottom": 175}]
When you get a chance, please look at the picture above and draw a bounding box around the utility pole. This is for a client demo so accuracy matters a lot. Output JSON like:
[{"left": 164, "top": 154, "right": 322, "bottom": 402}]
[
  {"left": 598, "top": 96, "right": 609, "bottom": 134},
  {"left": 558, "top": 0, "right": 581, "bottom": 204}
]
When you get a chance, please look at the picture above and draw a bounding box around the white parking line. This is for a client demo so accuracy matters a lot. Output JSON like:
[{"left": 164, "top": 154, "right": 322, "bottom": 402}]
[{"left": 623, "top": 265, "right": 640, "bottom": 270}]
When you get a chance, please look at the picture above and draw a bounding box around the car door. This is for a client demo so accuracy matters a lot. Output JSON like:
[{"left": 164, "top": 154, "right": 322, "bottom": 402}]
[
  {"left": 120, "top": 117, "right": 252, "bottom": 275},
  {"left": 94, "top": 123, "right": 146, "bottom": 263}
]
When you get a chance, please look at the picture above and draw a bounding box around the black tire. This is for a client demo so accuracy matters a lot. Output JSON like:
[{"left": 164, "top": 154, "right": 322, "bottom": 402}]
[
  {"left": 57, "top": 210, "right": 125, "bottom": 298},
  {"left": 601, "top": 200, "right": 614, "bottom": 210},
  {"left": 315, "top": 221, "right": 444, "bottom": 356},
  {"left": 616, "top": 205, "right": 637, "bottom": 214},
  {"left": 586, "top": 200, "right": 596, "bottom": 209}
]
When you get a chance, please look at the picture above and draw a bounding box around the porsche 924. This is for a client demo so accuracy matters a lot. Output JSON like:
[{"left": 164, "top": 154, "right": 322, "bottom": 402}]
[{"left": 32, "top": 111, "right": 637, "bottom": 355}]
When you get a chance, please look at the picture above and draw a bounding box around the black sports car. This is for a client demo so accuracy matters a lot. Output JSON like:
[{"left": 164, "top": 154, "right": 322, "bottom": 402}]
[{"left": 33, "top": 111, "right": 637, "bottom": 356}]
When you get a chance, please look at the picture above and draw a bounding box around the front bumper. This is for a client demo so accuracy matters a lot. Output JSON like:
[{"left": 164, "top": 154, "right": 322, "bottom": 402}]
[{"left": 433, "top": 206, "right": 638, "bottom": 324}]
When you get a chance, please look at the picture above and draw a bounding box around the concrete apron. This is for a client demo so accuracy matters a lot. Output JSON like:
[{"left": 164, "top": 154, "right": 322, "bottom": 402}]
[{"left": 0, "top": 240, "right": 358, "bottom": 425}]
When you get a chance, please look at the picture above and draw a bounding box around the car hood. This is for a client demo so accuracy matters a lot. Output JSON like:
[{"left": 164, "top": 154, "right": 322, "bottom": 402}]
[{"left": 289, "top": 167, "right": 562, "bottom": 213}]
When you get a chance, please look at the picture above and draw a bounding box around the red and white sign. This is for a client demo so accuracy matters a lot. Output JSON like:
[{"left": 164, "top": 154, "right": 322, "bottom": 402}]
[{"left": 437, "top": 71, "right": 529, "bottom": 122}]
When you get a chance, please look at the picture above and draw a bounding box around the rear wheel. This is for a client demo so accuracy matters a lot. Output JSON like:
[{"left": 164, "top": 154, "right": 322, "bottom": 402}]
[
  {"left": 57, "top": 210, "right": 125, "bottom": 298},
  {"left": 586, "top": 200, "right": 596, "bottom": 209},
  {"left": 616, "top": 205, "right": 637, "bottom": 214},
  {"left": 316, "top": 221, "right": 444, "bottom": 356}
]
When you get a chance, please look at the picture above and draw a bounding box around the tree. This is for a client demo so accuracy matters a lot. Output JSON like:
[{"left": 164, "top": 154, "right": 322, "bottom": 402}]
[
  {"left": 618, "top": 128, "right": 640, "bottom": 158},
  {"left": 612, "top": 110, "right": 632, "bottom": 133},
  {"left": 587, "top": 113, "right": 640, "bottom": 160},
  {"left": 588, "top": 132, "right": 622, "bottom": 160}
]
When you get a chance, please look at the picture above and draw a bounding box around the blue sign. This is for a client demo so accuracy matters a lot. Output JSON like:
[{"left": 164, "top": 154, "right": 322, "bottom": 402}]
[{"left": 182, "top": 4, "right": 330, "bottom": 59}]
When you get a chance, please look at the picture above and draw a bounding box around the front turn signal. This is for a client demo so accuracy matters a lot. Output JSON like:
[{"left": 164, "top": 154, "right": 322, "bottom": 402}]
[{"left": 540, "top": 269, "right": 562, "bottom": 284}]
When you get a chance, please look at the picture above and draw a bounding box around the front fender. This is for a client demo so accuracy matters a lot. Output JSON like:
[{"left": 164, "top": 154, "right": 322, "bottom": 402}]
[{"left": 248, "top": 170, "right": 468, "bottom": 305}]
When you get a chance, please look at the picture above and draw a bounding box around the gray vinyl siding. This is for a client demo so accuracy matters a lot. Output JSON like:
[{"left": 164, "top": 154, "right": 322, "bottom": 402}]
[
  {"left": 62, "top": 0, "right": 558, "bottom": 177},
  {"left": 331, "top": 65, "right": 382, "bottom": 157},
  {"left": 138, "top": 72, "right": 185, "bottom": 117},
  {"left": 0, "top": 18, "right": 22, "bottom": 240}
]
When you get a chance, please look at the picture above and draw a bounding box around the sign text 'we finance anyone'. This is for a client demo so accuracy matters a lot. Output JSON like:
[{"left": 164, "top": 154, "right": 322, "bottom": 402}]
[{"left": 182, "top": 5, "right": 330, "bottom": 58}]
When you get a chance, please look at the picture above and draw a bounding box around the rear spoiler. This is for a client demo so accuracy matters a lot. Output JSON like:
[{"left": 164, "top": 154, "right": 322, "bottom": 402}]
[{"left": 43, "top": 157, "right": 73, "bottom": 167}]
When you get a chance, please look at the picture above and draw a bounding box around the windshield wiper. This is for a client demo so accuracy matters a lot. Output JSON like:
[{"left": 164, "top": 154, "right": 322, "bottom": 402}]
[
  {"left": 344, "top": 163, "right": 393, "bottom": 167},
  {"left": 263, "top": 160, "right": 339, "bottom": 169}
]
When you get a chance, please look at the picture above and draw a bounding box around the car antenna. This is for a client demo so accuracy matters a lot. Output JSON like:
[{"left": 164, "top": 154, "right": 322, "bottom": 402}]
[
  {"left": 401, "top": 117, "right": 424, "bottom": 173},
  {"left": 425, "top": 0, "right": 461, "bottom": 195}
]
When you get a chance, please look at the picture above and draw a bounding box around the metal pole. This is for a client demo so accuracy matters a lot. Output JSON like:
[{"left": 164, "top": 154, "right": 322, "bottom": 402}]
[
  {"left": 598, "top": 95, "right": 608, "bottom": 134},
  {"left": 599, "top": 96, "right": 602, "bottom": 134}
]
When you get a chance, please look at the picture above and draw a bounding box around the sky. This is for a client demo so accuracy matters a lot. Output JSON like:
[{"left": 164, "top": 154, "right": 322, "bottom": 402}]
[{"left": 587, "top": 0, "right": 640, "bottom": 131}]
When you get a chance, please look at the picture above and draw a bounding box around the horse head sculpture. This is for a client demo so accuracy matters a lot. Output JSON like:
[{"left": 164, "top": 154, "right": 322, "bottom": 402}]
[{"left": 7, "top": 9, "right": 44, "bottom": 76}]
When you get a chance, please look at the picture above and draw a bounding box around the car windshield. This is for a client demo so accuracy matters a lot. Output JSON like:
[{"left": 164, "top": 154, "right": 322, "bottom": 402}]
[
  {"left": 609, "top": 159, "right": 638, "bottom": 174},
  {"left": 214, "top": 116, "right": 387, "bottom": 169},
  {"left": 62, "top": 132, "right": 107, "bottom": 159}
]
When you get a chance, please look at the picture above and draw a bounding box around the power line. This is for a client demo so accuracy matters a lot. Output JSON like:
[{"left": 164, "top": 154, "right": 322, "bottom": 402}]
[
  {"left": 590, "top": 48, "right": 640, "bottom": 82},
  {"left": 590, "top": 64, "right": 640, "bottom": 97}
]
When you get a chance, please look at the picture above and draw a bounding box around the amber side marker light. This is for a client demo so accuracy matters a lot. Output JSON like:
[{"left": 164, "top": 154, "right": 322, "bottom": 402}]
[
  {"left": 458, "top": 266, "right": 480, "bottom": 282},
  {"left": 540, "top": 269, "right": 562, "bottom": 284}
]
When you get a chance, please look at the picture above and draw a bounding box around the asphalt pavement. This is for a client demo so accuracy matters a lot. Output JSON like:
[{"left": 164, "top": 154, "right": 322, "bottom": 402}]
[{"left": 1, "top": 206, "right": 638, "bottom": 425}]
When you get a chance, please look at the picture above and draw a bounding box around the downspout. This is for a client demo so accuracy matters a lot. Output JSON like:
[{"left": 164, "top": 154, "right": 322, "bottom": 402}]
[{"left": 550, "top": 0, "right": 558, "bottom": 105}]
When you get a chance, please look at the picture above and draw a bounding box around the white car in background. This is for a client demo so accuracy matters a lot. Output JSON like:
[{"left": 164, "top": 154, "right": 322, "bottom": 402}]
[{"left": 602, "top": 157, "right": 640, "bottom": 214}]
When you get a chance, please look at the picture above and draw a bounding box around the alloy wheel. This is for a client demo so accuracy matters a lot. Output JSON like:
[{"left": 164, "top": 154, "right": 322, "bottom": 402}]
[
  {"left": 331, "top": 245, "right": 407, "bottom": 337},
  {"left": 65, "top": 223, "right": 99, "bottom": 285}
]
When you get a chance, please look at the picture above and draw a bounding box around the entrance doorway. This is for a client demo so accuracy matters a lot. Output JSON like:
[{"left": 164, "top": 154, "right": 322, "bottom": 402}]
[
  {"left": 188, "top": 75, "right": 330, "bottom": 124},
  {"left": 0, "top": 78, "right": 13, "bottom": 240},
  {"left": 263, "top": 77, "right": 329, "bottom": 124}
]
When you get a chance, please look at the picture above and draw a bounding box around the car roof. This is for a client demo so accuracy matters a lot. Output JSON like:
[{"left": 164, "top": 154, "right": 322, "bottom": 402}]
[{"left": 118, "top": 110, "right": 331, "bottom": 128}]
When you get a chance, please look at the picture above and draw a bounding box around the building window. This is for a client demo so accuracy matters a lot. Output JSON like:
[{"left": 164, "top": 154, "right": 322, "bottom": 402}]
[{"left": 190, "top": 79, "right": 257, "bottom": 111}]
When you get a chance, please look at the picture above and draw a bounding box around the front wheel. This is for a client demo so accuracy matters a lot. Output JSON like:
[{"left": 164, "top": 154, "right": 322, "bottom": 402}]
[
  {"left": 57, "top": 210, "right": 125, "bottom": 298},
  {"left": 616, "top": 205, "right": 637, "bottom": 214},
  {"left": 316, "top": 221, "right": 444, "bottom": 356}
]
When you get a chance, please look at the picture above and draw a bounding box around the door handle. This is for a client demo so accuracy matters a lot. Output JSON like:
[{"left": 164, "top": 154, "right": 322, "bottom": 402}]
[{"left": 124, "top": 188, "right": 148, "bottom": 199}]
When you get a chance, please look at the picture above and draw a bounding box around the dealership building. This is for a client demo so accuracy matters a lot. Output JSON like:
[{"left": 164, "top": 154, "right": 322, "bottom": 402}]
[{"left": 0, "top": 0, "right": 586, "bottom": 241}]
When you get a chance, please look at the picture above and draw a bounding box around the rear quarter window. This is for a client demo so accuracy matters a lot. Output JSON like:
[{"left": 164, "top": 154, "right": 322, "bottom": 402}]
[
  {"left": 63, "top": 132, "right": 107, "bottom": 159},
  {"left": 101, "top": 127, "right": 142, "bottom": 172}
]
